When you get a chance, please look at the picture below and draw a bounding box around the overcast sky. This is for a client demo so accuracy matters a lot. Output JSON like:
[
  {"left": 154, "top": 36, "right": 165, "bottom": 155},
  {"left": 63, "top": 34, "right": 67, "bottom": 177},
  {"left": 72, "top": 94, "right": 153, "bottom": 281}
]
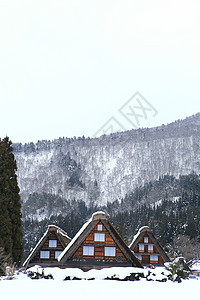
[{"left": 0, "top": 0, "right": 199, "bottom": 143}]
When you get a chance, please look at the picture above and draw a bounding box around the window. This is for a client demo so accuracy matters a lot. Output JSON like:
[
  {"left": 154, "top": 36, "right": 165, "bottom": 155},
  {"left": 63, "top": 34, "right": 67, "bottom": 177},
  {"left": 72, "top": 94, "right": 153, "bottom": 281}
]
[
  {"left": 94, "top": 233, "right": 105, "bottom": 242},
  {"left": 40, "top": 251, "right": 50, "bottom": 259},
  {"left": 83, "top": 246, "right": 94, "bottom": 256},
  {"left": 150, "top": 255, "right": 158, "bottom": 262},
  {"left": 49, "top": 240, "right": 57, "bottom": 248},
  {"left": 139, "top": 244, "right": 144, "bottom": 252},
  {"left": 97, "top": 224, "right": 103, "bottom": 231},
  {"left": 144, "top": 237, "right": 148, "bottom": 243},
  {"left": 55, "top": 251, "right": 63, "bottom": 259},
  {"left": 135, "top": 254, "right": 142, "bottom": 261},
  {"left": 148, "top": 244, "right": 153, "bottom": 252},
  {"left": 104, "top": 247, "right": 116, "bottom": 257}
]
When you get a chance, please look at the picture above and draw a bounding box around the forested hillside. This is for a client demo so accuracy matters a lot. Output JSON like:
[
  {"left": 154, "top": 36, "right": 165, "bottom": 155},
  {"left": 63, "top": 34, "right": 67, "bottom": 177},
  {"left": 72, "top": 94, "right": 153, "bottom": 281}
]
[
  {"left": 23, "top": 173, "right": 200, "bottom": 261},
  {"left": 14, "top": 113, "right": 200, "bottom": 207}
]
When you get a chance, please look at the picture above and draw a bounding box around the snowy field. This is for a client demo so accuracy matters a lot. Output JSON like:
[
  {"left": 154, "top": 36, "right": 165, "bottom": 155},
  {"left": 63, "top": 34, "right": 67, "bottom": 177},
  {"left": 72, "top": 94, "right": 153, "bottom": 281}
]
[{"left": 1, "top": 266, "right": 199, "bottom": 300}]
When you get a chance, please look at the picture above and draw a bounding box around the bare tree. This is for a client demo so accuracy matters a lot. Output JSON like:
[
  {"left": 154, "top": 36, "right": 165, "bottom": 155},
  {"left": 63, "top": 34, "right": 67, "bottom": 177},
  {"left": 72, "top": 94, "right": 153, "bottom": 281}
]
[{"left": 169, "top": 235, "right": 200, "bottom": 262}]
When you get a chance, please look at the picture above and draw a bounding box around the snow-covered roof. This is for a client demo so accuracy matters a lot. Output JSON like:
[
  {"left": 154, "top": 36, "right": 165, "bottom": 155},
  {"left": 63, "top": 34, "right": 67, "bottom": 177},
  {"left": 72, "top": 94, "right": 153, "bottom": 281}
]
[
  {"left": 51, "top": 224, "right": 71, "bottom": 240},
  {"left": 23, "top": 228, "right": 49, "bottom": 267},
  {"left": 92, "top": 211, "right": 108, "bottom": 220},
  {"left": 58, "top": 211, "right": 143, "bottom": 268},
  {"left": 129, "top": 226, "right": 150, "bottom": 248},
  {"left": 129, "top": 225, "right": 170, "bottom": 264},
  {"left": 58, "top": 211, "right": 109, "bottom": 261},
  {"left": 58, "top": 216, "right": 93, "bottom": 261},
  {"left": 191, "top": 261, "right": 200, "bottom": 271},
  {"left": 23, "top": 225, "right": 70, "bottom": 267}
]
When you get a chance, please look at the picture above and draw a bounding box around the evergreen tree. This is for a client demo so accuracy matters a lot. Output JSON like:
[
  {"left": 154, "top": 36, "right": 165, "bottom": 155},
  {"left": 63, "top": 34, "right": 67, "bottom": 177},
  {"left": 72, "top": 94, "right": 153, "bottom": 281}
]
[{"left": 0, "top": 137, "right": 23, "bottom": 266}]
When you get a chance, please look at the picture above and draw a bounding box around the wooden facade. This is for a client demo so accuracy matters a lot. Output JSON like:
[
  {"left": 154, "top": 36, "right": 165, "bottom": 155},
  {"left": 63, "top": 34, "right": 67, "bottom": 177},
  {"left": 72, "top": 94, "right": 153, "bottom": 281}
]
[
  {"left": 72, "top": 221, "right": 126, "bottom": 261},
  {"left": 58, "top": 212, "right": 143, "bottom": 270},
  {"left": 23, "top": 225, "right": 71, "bottom": 268},
  {"left": 129, "top": 226, "right": 170, "bottom": 266}
]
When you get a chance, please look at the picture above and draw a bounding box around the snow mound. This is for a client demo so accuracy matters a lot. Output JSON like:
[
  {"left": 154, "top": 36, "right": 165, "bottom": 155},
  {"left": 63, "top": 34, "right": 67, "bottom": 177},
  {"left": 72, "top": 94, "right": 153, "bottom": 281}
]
[{"left": 26, "top": 266, "right": 170, "bottom": 281}]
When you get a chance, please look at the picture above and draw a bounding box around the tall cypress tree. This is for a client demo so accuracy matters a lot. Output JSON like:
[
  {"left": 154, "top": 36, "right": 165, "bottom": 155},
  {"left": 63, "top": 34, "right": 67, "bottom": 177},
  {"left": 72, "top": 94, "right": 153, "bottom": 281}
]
[{"left": 0, "top": 137, "right": 23, "bottom": 266}]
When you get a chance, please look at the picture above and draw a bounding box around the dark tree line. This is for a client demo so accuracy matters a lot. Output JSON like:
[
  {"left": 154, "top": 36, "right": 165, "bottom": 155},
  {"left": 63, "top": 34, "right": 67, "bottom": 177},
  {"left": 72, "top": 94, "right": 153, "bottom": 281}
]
[
  {"left": 0, "top": 137, "right": 23, "bottom": 267},
  {"left": 109, "top": 173, "right": 200, "bottom": 259},
  {"left": 22, "top": 173, "right": 200, "bottom": 261}
]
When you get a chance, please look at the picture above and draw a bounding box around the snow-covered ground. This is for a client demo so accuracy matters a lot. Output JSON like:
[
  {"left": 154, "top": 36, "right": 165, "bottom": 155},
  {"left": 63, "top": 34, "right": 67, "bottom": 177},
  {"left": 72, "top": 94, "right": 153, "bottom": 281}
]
[{"left": 1, "top": 267, "right": 199, "bottom": 300}]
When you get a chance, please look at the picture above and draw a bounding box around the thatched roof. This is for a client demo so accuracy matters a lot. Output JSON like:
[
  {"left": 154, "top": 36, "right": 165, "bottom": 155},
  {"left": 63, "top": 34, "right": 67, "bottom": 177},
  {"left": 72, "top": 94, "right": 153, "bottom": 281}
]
[
  {"left": 23, "top": 225, "right": 71, "bottom": 268},
  {"left": 58, "top": 211, "right": 143, "bottom": 268},
  {"left": 129, "top": 226, "right": 170, "bottom": 263}
]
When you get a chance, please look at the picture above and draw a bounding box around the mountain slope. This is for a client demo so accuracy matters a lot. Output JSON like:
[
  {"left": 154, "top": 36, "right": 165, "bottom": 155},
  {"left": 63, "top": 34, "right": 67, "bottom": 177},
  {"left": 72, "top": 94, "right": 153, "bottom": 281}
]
[{"left": 14, "top": 113, "right": 200, "bottom": 210}]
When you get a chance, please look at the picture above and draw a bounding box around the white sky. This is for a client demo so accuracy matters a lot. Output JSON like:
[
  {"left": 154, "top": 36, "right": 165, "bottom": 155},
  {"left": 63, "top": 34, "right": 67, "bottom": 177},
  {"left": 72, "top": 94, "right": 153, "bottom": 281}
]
[{"left": 0, "top": 0, "right": 199, "bottom": 143}]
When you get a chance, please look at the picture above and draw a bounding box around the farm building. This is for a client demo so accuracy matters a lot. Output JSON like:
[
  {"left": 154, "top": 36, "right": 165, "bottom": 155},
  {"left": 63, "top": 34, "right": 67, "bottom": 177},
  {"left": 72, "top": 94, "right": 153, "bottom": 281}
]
[
  {"left": 58, "top": 211, "right": 143, "bottom": 270},
  {"left": 23, "top": 225, "right": 71, "bottom": 268},
  {"left": 129, "top": 226, "right": 170, "bottom": 266}
]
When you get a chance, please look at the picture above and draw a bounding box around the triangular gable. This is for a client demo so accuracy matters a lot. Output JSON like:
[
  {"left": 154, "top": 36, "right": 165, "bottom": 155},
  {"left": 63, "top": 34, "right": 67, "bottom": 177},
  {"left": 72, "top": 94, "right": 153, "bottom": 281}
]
[
  {"left": 58, "top": 211, "right": 143, "bottom": 269},
  {"left": 23, "top": 225, "right": 71, "bottom": 268},
  {"left": 129, "top": 226, "right": 170, "bottom": 265}
]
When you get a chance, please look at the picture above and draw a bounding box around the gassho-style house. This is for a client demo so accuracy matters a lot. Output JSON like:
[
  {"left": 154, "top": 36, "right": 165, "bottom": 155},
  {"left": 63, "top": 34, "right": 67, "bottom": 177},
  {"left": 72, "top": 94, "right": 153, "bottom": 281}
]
[
  {"left": 23, "top": 211, "right": 170, "bottom": 270},
  {"left": 129, "top": 226, "right": 170, "bottom": 266}
]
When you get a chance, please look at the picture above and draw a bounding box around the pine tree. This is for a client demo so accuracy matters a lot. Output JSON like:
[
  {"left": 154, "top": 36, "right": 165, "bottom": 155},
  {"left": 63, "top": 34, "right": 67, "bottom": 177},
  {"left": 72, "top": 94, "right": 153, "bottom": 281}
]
[{"left": 0, "top": 137, "right": 23, "bottom": 266}]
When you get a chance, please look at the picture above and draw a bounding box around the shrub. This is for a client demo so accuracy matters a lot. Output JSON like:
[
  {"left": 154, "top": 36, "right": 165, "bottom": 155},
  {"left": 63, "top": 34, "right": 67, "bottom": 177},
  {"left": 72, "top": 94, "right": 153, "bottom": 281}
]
[
  {"left": 0, "top": 247, "right": 12, "bottom": 277},
  {"left": 165, "top": 258, "right": 190, "bottom": 282},
  {"left": 27, "top": 269, "right": 53, "bottom": 280}
]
